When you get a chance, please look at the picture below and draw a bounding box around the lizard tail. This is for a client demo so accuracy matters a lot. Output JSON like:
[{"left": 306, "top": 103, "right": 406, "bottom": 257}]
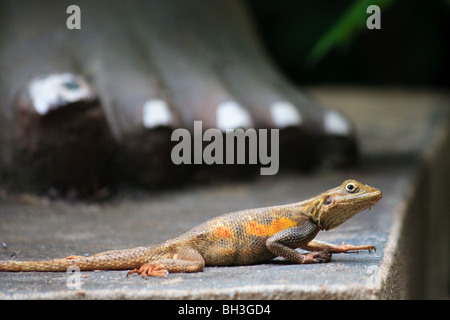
[
  {"left": 0, "top": 259, "right": 76, "bottom": 272},
  {"left": 0, "top": 246, "right": 156, "bottom": 272}
]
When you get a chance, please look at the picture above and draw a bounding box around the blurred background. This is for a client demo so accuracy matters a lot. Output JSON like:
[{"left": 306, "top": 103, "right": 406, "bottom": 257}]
[{"left": 246, "top": 0, "right": 450, "bottom": 87}]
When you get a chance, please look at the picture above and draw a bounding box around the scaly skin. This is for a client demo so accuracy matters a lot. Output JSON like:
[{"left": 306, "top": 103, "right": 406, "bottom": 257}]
[{"left": 0, "top": 180, "right": 382, "bottom": 278}]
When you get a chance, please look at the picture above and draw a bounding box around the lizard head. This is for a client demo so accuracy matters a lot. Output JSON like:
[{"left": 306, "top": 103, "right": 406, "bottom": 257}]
[{"left": 309, "top": 179, "right": 382, "bottom": 231}]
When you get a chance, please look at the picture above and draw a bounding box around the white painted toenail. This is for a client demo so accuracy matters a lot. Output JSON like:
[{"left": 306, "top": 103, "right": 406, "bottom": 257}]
[
  {"left": 270, "top": 101, "right": 303, "bottom": 128},
  {"left": 216, "top": 100, "right": 253, "bottom": 131},
  {"left": 323, "top": 110, "right": 351, "bottom": 136},
  {"left": 142, "top": 99, "right": 172, "bottom": 129},
  {"left": 28, "top": 73, "right": 95, "bottom": 115}
]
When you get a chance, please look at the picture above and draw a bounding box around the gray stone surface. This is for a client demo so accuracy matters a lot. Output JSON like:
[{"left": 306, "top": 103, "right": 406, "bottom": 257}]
[{"left": 0, "top": 87, "right": 449, "bottom": 299}]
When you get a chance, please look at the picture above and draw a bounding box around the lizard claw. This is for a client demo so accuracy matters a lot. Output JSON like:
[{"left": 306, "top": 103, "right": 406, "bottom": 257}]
[
  {"left": 364, "top": 245, "right": 376, "bottom": 253},
  {"left": 303, "top": 250, "right": 332, "bottom": 263},
  {"left": 316, "top": 250, "right": 332, "bottom": 263},
  {"left": 127, "top": 263, "right": 169, "bottom": 279},
  {"left": 354, "top": 245, "right": 376, "bottom": 253}
]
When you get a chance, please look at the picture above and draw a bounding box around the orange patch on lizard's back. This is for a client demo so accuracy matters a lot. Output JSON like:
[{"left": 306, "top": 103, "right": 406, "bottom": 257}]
[
  {"left": 246, "top": 217, "right": 296, "bottom": 236},
  {"left": 214, "top": 226, "right": 233, "bottom": 238}
]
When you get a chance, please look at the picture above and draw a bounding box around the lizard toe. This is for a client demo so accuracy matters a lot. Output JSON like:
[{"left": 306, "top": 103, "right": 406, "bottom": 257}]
[
  {"left": 127, "top": 263, "right": 169, "bottom": 279},
  {"left": 315, "top": 250, "right": 332, "bottom": 263},
  {"left": 302, "top": 250, "right": 332, "bottom": 263}
]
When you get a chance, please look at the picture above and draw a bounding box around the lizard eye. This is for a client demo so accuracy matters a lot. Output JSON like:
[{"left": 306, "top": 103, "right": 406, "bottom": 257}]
[{"left": 345, "top": 182, "right": 358, "bottom": 193}]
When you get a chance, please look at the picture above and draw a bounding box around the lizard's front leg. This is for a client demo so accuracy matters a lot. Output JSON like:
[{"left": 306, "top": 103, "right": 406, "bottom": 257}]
[{"left": 266, "top": 225, "right": 331, "bottom": 264}]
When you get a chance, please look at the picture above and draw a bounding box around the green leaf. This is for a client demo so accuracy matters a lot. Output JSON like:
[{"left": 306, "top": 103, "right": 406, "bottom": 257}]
[{"left": 306, "top": 0, "right": 395, "bottom": 67}]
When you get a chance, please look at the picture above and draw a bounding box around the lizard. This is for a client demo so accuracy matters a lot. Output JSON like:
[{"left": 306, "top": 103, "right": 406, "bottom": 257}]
[{"left": 0, "top": 179, "right": 382, "bottom": 278}]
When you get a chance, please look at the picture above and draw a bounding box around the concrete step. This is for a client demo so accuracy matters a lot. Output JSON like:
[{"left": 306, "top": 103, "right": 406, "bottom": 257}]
[{"left": 1, "top": 87, "right": 449, "bottom": 299}]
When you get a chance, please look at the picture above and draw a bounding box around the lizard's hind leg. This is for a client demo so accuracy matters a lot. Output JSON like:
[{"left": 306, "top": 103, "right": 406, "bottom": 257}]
[{"left": 127, "top": 246, "right": 205, "bottom": 278}]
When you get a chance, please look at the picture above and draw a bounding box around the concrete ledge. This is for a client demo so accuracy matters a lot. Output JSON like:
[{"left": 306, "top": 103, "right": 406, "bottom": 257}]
[{"left": 1, "top": 87, "right": 449, "bottom": 299}]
